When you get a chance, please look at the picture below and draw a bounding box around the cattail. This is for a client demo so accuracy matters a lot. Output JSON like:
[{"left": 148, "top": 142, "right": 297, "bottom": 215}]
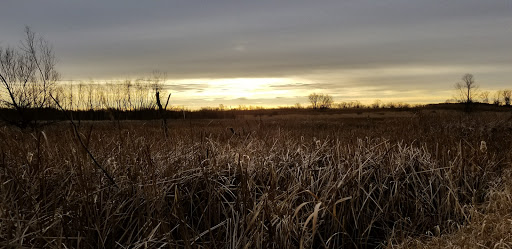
[
  {"left": 480, "top": 140, "right": 487, "bottom": 153},
  {"left": 27, "top": 152, "right": 34, "bottom": 164}
]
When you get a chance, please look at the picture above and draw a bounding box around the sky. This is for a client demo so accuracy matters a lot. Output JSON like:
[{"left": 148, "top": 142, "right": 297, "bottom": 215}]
[{"left": 1, "top": 0, "right": 511, "bottom": 108}]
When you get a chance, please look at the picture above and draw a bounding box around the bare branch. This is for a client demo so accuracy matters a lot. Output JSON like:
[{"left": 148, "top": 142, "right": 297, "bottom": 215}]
[{"left": 0, "top": 27, "right": 59, "bottom": 127}]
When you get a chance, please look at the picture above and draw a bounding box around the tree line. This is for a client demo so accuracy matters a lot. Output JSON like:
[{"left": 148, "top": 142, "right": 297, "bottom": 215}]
[
  {"left": 51, "top": 78, "right": 169, "bottom": 111},
  {"left": 0, "top": 27, "right": 174, "bottom": 127},
  {"left": 452, "top": 73, "right": 510, "bottom": 106},
  {"left": 2, "top": 28, "right": 509, "bottom": 128},
  {"left": 307, "top": 93, "right": 414, "bottom": 109}
]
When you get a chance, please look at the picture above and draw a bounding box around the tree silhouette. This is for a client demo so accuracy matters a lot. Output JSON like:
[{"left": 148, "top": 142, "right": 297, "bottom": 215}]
[
  {"left": 479, "top": 91, "right": 490, "bottom": 104},
  {"left": 309, "top": 93, "right": 334, "bottom": 109},
  {"left": 319, "top": 94, "right": 333, "bottom": 109},
  {"left": 308, "top": 93, "right": 320, "bottom": 109},
  {"left": 455, "top": 74, "right": 478, "bottom": 104},
  {"left": 0, "top": 26, "right": 59, "bottom": 127},
  {"left": 502, "top": 89, "right": 511, "bottom": 106}
]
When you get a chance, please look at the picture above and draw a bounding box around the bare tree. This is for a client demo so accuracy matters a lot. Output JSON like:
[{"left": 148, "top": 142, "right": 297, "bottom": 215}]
[
  {"left": 308, "top": 93, "right": 320, "bottom": 109},
  {"left": 454, "top": 73, "right": 478, "bottom": 104},
  {"left": 335, "top": 102, "right": 345, "bottom": 109},
  {"left": 492, "top": 90, "right": 502, "bottom": 105},
  {"left": 77, "top": 81, "right": 85, "bottom": 110},
  {"left": 134, "top": 78, "right": 153, "bottom": 110},
  {"left": 0, "top": 26, "right": 59, "bottom": 127},
  {"left": 502, "top": 89, "right": 511, "bottom": 106},
  {"left": 66, "top": 81, "right": 73, "bottom": 110},
  {"left": 308, "top": 93, "right": 334, "bottom": 109},
  {"left": 318, "top": 94, "right": 334, "bottom": 109},
  {"left": 53, "top": 85, "right": 66, "bottom": 109},
  {"left": 347, "top": 100, "right": 362, "bottom": 108},
  {"left": 479, "top": 91, "right": 490, "bottom": 104},
  {"left": 371, "top": 99, "right": 382, "bottom": 109},
  {"left": 86, "top": 81, "right": 95, "bottom": 110},
  {"left": 122, "top": 80, "right": 132, "bottom": 111}
]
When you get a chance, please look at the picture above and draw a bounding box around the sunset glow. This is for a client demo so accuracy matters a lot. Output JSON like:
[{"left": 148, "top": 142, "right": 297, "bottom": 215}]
[{"left": 2, "top": 1, "right": 510, "bottom": 108}]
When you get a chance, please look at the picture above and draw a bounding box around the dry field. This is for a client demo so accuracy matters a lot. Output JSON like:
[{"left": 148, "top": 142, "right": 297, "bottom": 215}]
[{"left": 1, "top": 110, "right": 512, "bottom": 248}]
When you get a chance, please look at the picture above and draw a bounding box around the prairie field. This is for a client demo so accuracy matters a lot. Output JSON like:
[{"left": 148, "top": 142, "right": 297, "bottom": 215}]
[{"left": 1, "top": 109, "right": 512, "bottom": 248}]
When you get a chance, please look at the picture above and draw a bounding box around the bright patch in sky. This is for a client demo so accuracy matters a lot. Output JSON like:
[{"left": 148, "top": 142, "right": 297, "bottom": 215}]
[
  {"left": 202, "top": 78, "right": 290, "bottom": 99},
  {"left": 169, "top": 78, "right": 303, "bottom": 107},
  {"left": 3, "top": 1, "right": 511, "bottom": 108}
]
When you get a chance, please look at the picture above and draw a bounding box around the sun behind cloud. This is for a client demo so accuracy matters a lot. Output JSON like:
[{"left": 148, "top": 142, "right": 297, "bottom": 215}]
[{"left": 172, "top": 78, "right": 298, "bottom": 101}]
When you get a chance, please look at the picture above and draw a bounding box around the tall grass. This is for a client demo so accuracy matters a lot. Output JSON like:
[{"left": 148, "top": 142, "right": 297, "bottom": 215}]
[{"left": 1, "top": 111, "right": 511, "bottom": 248}]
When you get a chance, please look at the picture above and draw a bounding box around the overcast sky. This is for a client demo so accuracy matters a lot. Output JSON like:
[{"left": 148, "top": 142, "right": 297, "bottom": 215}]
[{"left": 1, "top": 0, "right": 511, "bottom": 108}]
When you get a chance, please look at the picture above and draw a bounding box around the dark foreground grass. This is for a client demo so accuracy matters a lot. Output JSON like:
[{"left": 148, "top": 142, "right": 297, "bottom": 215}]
[{"left": 1, "top": 110, "right": 511, "bottom": 248}]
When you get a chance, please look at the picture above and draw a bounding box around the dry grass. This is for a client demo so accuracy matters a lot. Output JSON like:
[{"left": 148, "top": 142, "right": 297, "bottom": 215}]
[
  {"left": 393, "top": 168, "right": 512, "bottom": 249},
  {"left": 1, "top": 110, "right": 511, "bottom": 248}
]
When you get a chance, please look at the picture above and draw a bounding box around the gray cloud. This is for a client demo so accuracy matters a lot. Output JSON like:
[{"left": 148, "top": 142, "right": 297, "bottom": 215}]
[
  {"left": 165, "top": 83, "right": 209, "bottom": 92},
  {"left": 267, "top": 83, "right": 317, "bottom": 90},
  {"left": 1, "top": 0, "right": 511, "bottom": 106}
]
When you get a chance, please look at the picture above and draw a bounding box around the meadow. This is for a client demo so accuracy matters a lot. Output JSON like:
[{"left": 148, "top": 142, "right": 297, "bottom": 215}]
[{"left": 1, "top": 108, "right": 512, "bottom": 248}]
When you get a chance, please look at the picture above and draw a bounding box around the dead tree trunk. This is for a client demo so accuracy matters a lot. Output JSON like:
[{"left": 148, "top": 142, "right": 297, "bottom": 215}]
[{"left": 156, "top": 91, "right": 171, "bottom": 137}]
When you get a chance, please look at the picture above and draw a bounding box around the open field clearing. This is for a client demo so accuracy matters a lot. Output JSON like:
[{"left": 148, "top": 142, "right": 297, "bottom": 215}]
[{"left": 1, "top": 110, "right": 512, "bottom": 248}]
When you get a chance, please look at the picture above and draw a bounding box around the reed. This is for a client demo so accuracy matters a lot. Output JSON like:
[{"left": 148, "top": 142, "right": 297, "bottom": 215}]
[{"left": 1, "top": 110, "right": 511, "bottom": 248}]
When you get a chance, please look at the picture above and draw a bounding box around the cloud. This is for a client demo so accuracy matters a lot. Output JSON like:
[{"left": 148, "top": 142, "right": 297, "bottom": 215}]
[
  {"left": 2, "top": 0, "right": 511, "bottom": 107},
  {"left": 166, "top": 82, "right": 209, "bottom": 92},
  {"left": 234, "top": 45, "right": 247, "bottom": 52},
  {"left": 267, "top": 82, "right": 316, "bottom": 90},
  {"left": 2, "top": 0, "right": 507, "bottom": 81}
]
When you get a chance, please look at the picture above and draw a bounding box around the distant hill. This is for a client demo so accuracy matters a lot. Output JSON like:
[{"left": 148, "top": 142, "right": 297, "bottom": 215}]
[
  {"left": 0, "top": 103, "right": 510, "bottom": 126},
  {"left": 425, "top": 102, "right": 511, "bottom": 112}
]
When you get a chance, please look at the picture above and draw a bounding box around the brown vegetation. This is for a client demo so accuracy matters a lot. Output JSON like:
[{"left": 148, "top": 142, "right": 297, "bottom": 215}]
[{"left": 1, "top": 110, "right": 512, "bottom": 248}]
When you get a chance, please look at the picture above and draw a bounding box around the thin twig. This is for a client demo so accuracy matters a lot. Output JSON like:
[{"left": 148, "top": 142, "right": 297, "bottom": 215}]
[{"left": 50, "top": 94, "right": 118, "bottom": 188}]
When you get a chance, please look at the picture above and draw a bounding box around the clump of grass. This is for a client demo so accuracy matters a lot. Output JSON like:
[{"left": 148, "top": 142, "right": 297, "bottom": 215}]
[
  {"left": 0, "top": 111, "right": 511, "bottom": 248},
  {"left": 394, "top": 168, "right": 512, "bottom": 248}
]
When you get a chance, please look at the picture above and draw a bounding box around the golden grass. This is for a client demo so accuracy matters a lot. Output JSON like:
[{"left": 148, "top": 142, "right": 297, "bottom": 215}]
[
  {"left": 0, "top": 110, "right": 511, "bottom": 248},
  {"left": 393, "top": 168, "right": 512, "bottom": 248}
]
